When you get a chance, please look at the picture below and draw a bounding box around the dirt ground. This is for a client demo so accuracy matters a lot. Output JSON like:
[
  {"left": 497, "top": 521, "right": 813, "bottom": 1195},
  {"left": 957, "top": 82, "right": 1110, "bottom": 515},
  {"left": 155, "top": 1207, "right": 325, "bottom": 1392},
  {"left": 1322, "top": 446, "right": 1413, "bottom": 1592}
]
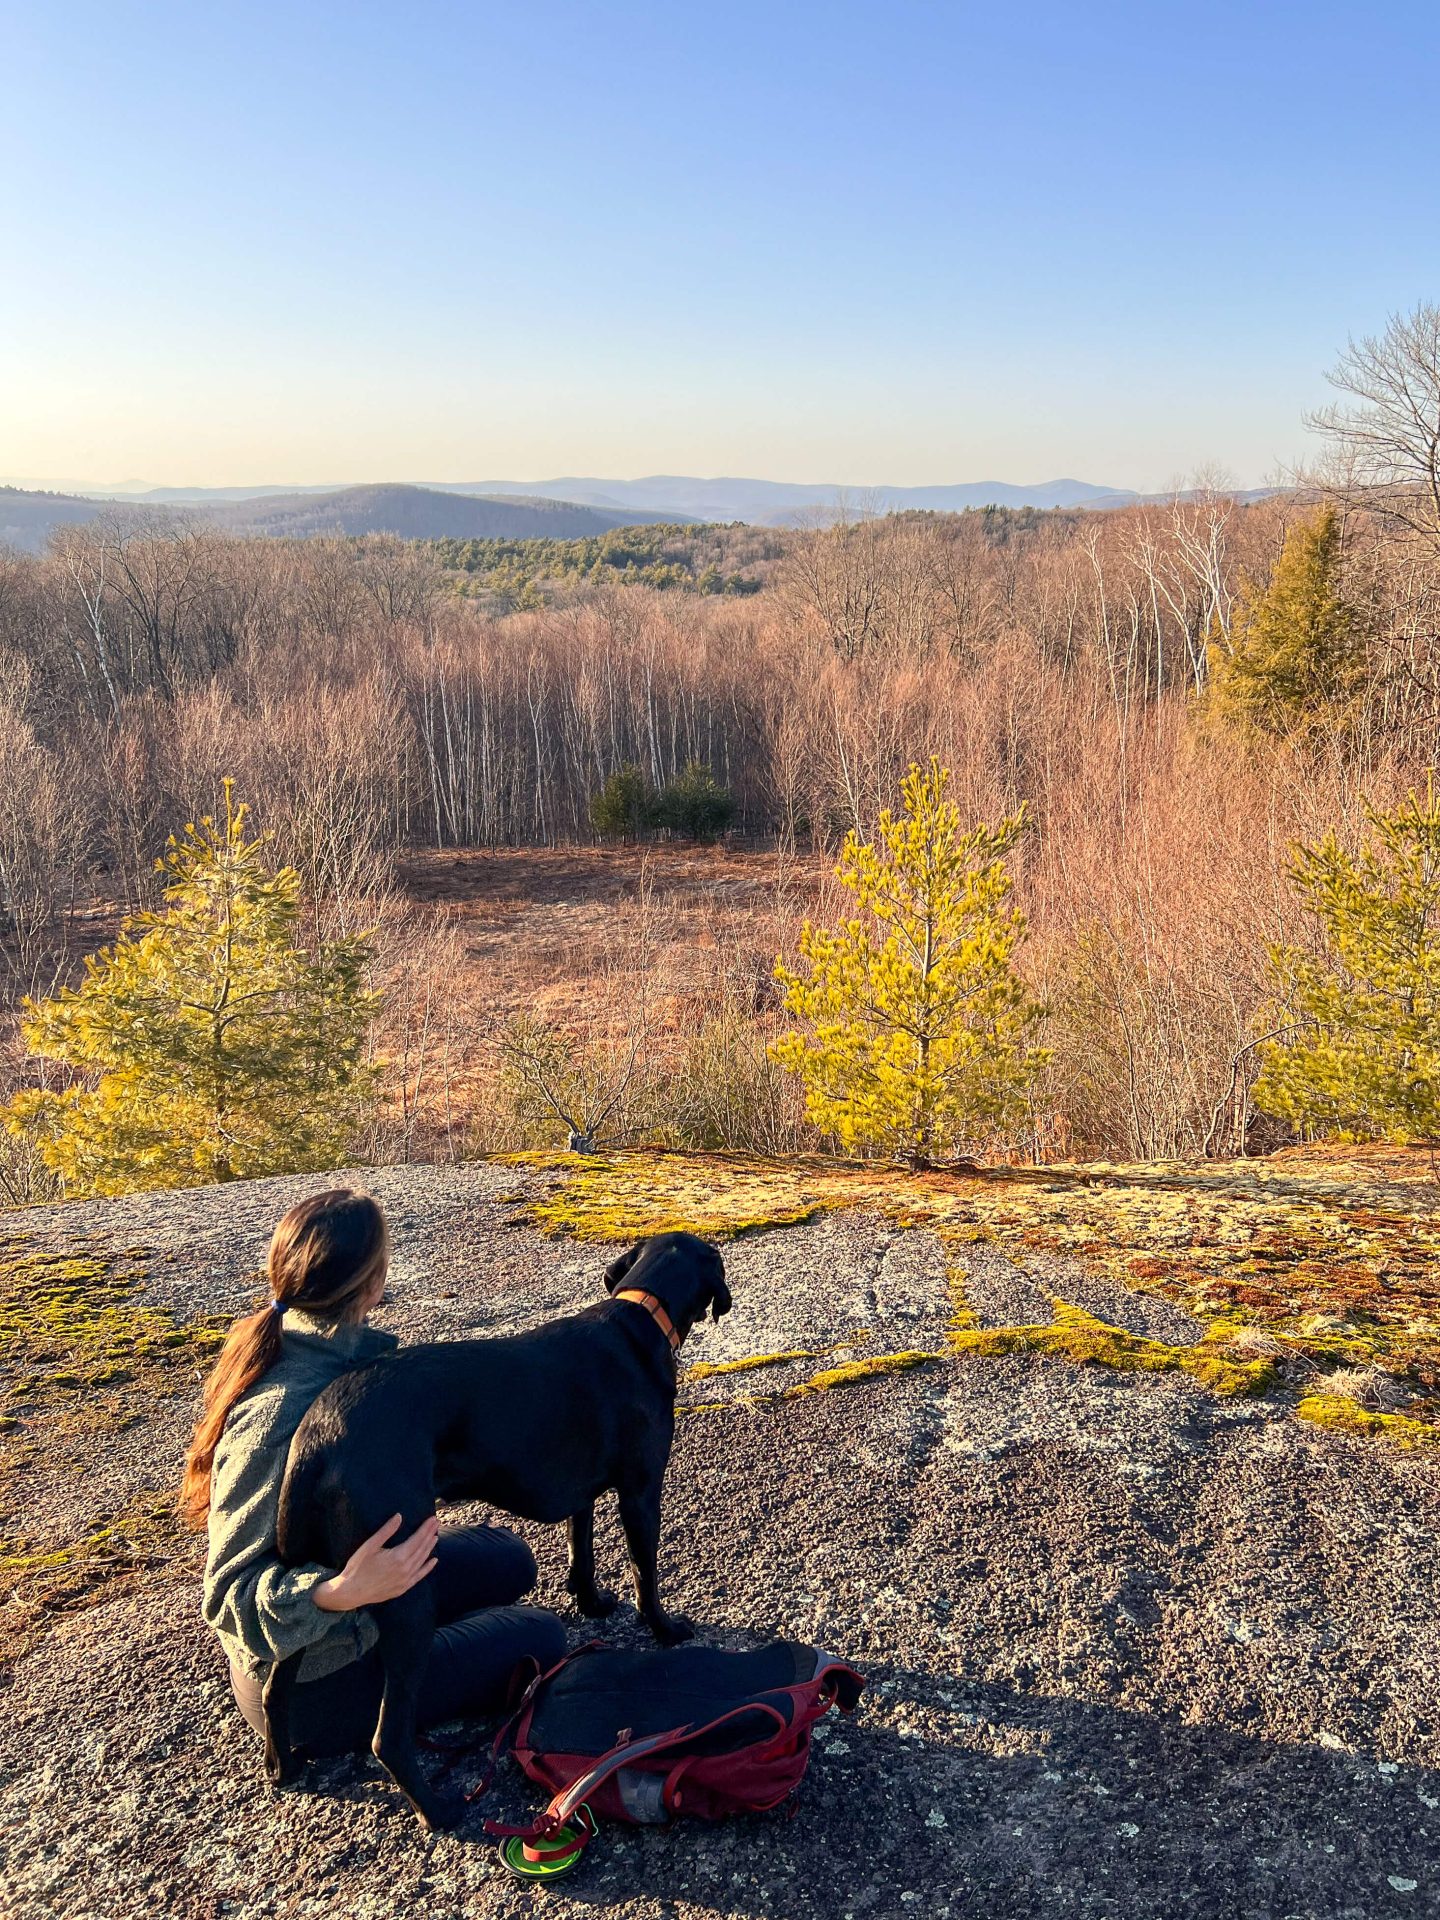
[{"left": 2, "top": 1156, "right": 1438, "bottom": 1920}]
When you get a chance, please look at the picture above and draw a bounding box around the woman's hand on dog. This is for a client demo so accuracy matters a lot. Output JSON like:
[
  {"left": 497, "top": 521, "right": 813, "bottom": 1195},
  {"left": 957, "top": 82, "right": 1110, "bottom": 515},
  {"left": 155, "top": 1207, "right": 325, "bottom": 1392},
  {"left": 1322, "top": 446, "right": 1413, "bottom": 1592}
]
[{"left": 313, "top": 1513, "right": 440, "bottom": 1612}]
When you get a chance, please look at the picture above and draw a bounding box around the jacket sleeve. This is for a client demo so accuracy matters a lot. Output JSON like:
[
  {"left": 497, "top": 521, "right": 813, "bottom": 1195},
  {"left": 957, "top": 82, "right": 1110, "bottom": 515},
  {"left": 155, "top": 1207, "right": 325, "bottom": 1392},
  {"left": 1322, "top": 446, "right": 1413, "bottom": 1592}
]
[{"left": 202, "top": 1403, "right": 343, "bottom": 1667}]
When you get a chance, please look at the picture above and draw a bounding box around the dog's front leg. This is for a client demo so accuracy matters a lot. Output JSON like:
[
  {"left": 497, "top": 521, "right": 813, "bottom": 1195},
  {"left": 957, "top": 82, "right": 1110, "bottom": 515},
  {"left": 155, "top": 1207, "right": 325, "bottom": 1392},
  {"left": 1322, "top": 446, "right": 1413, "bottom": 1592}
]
[
  {"left": 371, "top": 1588, "right": 463, "bottom": 1833},
  {"left": 617, "top": 1482, "right": 693, "bottom": 1645},
  {"left": 565, "top": 1504, "right": 617, "bottom": 1618}
]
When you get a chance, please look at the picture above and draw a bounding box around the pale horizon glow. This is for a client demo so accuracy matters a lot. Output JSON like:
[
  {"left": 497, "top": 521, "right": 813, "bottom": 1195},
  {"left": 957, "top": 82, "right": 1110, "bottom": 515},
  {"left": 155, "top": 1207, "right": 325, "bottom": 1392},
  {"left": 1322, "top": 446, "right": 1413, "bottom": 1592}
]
[{"left": 4, "top": 1, "right": 1439, "bottom": 496}]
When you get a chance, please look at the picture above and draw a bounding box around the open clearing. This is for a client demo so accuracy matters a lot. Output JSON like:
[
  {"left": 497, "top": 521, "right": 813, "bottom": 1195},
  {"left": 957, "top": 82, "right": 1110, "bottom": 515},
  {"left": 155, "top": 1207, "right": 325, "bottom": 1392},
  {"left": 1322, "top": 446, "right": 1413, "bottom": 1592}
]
[
  {"left": 2, "top": 1149, "right": 1438, "bottom": 1919},
  {"left": 395, "top": 842, "right": 821, "bottom": 1024}
]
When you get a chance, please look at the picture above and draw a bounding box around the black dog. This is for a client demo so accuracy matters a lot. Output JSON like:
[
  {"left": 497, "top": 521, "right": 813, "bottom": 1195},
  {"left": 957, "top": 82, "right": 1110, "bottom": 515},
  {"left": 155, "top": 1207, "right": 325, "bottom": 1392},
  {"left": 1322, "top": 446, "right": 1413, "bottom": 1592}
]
[{"left": 263, "top": 1231, "right": 730, "bottom": 1829}]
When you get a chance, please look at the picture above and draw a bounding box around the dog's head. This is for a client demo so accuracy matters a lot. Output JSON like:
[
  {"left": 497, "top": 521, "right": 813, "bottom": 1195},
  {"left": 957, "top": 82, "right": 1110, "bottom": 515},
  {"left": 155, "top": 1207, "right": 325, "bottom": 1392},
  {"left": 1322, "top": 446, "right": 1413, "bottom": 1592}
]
[{"left": 603, "top": 1231, "right": 731, "bottom": 1343}]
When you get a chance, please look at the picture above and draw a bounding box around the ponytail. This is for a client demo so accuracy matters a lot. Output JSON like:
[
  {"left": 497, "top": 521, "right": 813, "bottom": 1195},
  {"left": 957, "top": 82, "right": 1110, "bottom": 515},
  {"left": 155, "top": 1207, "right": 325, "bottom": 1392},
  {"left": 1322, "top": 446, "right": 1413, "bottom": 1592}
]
[
  {"left": 179, "top": 1307, "right": 285, "bottom": 1528},
  {"left": 179, "top": 1188, "right": 388, "bottom": 1530}
]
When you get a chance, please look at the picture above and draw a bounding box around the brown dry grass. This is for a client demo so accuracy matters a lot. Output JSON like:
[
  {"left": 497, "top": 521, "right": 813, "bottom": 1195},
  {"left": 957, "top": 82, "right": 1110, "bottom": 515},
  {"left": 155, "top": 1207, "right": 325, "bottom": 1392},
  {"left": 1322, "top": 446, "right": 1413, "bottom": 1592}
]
[
  {"left": 367, "top": 843, "right": 828, "bottom": 1161},
  {"left": 395, "top": 842, "right": 824, "bottom": 1028}
]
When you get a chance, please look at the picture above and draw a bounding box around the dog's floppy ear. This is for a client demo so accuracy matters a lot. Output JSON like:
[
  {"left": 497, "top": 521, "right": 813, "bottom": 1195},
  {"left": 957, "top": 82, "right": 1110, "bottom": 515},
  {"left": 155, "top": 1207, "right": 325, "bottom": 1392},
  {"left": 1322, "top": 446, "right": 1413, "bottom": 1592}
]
[
  {"left": 604, "top": 1242, "right": 645, "bottom": 1293},
  {"left": 709, "top": 1274, "right": 733, "bottom": 1322}
]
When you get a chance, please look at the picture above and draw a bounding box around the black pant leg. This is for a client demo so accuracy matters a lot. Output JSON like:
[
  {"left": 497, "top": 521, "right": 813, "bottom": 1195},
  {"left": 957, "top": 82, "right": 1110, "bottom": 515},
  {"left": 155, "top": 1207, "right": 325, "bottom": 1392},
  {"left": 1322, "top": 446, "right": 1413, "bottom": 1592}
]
[
  {"left": 427, "top": 1524, "right": 538, "bottom": 1626},
  {"left": 228, "top": 1539, "right": 564, "bottom": 1757},
  {"left": 256, "top": 1604, "right": 566, "bottom": 1749},
  {"left": 416, "top": 1605, "right": 569, "bottom": 1725}
]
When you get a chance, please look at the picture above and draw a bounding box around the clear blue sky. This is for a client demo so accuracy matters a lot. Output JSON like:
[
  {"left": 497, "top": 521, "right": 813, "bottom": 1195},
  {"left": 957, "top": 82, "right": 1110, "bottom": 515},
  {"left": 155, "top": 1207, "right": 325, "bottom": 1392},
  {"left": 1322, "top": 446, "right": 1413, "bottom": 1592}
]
[{"left": 4, "top": 0, "right": 1438, "bottom": 490}]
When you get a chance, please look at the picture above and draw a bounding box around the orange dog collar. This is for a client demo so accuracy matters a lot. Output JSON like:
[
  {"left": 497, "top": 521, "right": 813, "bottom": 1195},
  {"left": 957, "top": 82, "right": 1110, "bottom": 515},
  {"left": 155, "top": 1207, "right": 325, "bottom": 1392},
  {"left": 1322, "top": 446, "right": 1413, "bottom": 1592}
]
[{"left": 614, "top": 1289, "right": 682, "bottom": 1352}]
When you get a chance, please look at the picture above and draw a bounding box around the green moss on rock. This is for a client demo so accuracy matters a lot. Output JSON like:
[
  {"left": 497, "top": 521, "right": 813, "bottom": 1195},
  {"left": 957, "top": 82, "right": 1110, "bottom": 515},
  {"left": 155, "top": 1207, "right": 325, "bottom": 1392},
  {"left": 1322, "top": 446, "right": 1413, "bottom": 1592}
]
[
  {"left": 0, "top": 1239, "right": 227, "bottom": 1664},
  {"left": 686, "top": 1333, "right": 871, "bottom": 1381},
  {"left": 783, "top": 1349, "right": 946, "bottom": 1395},
  {"left": 517, "top": 1152, "right": 833, "bottom": 1243},
  {"left": 1296, "top": 1392, "right": 1440, "bottom": 1447},
  {"left": 947, "top": 1301, "right": 1274, "bottom": 1397},
  {"left": 679, "top": 1344, "right": 946, "bottom": 1415},
  {"left": 0, "top": 1244, "right": 225, "bottom": 1418}
]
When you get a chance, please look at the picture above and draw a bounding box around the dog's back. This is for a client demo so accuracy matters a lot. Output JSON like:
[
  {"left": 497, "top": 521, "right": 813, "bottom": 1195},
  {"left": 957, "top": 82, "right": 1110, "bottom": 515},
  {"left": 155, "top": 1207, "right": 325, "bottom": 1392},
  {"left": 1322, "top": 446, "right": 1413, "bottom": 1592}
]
[
  {"left": 273, "top": 1350, "right": 406, "bottom": 1567},
  {"left": 273, "top": 1309, "right": 650, "bottom": 1568}
]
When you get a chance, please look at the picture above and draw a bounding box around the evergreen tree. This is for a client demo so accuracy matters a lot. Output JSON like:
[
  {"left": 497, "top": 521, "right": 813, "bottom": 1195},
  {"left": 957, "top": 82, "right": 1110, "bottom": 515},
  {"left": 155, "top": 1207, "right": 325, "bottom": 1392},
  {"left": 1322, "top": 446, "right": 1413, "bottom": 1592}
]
[
  {"left": 5, "top": 783, "right": 377, "bottom": 1195},
  {"left": 1255, "top": 786, "right": 1440, "bottom": 1141},
  {"left": 770, "top": 759, "right": 1046, "bottom": 1167},
  {"left": 1205, "top": 507, "right": 1362, "bottom": 736},
  {"left": 589, "top": 763, "right": 655, "bottom": 841},
  {"left": 652, "top": 762, "right": 735, "bottom": 842}
]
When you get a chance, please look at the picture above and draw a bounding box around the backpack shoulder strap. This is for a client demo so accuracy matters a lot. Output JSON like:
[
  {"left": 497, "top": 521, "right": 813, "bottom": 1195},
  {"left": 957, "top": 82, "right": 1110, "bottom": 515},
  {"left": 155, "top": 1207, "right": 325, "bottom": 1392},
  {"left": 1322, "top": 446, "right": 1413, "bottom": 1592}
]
[
  {"left": 465, "top": 1644, "right": 594, "bottom": 1805},
  {"left": 482, "top": 1699, "right": 791, "bottom": 1848}
]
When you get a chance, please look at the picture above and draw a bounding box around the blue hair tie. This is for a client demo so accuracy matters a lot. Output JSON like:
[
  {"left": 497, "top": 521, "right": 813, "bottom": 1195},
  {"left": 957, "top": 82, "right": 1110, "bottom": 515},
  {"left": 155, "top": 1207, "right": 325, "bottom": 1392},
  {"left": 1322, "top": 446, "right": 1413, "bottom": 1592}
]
[{"left": 269, "top": 1298, "right": 286, "bottom": 1316}]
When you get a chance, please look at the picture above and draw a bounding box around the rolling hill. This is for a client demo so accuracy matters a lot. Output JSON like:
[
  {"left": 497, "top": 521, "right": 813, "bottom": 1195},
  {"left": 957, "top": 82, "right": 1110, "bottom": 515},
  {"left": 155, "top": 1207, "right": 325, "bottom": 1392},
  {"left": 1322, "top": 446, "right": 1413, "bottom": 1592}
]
[
  {"left": 442, "top": 474, "right": 1136, "bottom": 523},
  {"left": 5, "top": 474, "right": 1137, "bottom": 520},
  {"left": 205, "top": 484, "right": 675, "bottom": 539},
  {"left": 0, "top": 483, "right": 678, "bottom": 552},
  {"left": 0, "top": 485, "right": 138, "bottom": 554},
  {"left": 1, "top": 476, "right": 1278, "bottom": 552}
]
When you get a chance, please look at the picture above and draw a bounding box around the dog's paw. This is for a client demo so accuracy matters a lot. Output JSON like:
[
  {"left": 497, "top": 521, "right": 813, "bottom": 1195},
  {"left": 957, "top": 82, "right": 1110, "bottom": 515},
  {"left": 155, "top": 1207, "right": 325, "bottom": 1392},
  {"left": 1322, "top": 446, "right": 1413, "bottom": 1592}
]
[
  {"left": 573, "top": 1584, "right": 619, "bottom": 1619},
  {"left": 648, "top": 1611, "right": 695, "bottom": 1646},
  {"left": 415, "top": 1788, "right": 468, "bottom": 1834}
]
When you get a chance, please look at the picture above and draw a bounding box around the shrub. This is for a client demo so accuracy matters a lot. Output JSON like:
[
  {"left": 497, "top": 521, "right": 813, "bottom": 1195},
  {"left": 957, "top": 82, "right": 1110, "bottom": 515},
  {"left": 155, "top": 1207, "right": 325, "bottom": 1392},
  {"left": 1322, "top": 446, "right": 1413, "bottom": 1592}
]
[
  {"left": 662, "top": 998, "right": 809, "bottom": 1155},
  {"left": 494, "top": 1007, "right": 662, "bottom": 1152},
  {"left": 3, "top": 783, "right": 377, "bottom": 1195},
  {"left": 589, "top": 763, "right": 655, "bottom": 841},
  {"left": 1204, "top": 508, "right": 1363, "bottom": 737},
  {"left": 651, "top": 762, "right": 735, "bottom": 842},
  {"left": 1255, "top": 786, "right": 1440, "bottom": 1141}
]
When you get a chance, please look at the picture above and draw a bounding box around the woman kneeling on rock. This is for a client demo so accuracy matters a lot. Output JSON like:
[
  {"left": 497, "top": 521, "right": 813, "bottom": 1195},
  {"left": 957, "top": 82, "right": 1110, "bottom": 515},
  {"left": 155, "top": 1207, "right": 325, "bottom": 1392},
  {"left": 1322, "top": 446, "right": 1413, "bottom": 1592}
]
[{"left": 181, "top": 1188, "right": 567, "bottom": 1761}]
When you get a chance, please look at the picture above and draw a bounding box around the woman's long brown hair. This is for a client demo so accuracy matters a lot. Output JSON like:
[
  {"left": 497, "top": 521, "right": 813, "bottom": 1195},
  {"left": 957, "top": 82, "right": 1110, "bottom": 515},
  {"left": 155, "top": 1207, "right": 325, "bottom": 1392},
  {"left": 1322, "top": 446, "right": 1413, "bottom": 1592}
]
[{"left": 179, "top": 1188, "right": 389, "bottom": 1530}]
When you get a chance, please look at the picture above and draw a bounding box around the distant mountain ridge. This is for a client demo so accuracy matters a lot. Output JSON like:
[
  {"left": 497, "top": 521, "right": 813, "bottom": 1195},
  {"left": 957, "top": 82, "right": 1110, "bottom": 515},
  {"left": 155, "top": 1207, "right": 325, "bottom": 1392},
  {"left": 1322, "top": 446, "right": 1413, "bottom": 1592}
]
[
  {"left": 203, "top": 484, "right": 664, "bottom": 540},
  {"left": 12, "top": 472, "right": 1142, "bottom": 526},
  {"left": 0, "top": 485, "right": 140, "bottom": 553},
  {"left": 1, "top": 475, "right": 1277, "bottom": 553},
  {"left": 441, "top": 475, "right": 1132, "bottom": 524}
]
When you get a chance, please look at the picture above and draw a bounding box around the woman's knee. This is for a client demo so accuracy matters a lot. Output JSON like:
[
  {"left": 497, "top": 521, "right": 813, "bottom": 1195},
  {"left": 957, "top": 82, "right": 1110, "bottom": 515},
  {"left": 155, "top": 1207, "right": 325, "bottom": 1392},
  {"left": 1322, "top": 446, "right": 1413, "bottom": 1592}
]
[
  {"left": 514, "top": 1605, "right": 568, "bottom": 1674},
  {"left": 485, "top": 1526, "right": 538, "bottom": 1603},
  {"left": 420, "top": 1604, "right": 569, "bottom": 1724},
  {"left": 228, "top": 1660, "right": 265, "bottom": 1738}
]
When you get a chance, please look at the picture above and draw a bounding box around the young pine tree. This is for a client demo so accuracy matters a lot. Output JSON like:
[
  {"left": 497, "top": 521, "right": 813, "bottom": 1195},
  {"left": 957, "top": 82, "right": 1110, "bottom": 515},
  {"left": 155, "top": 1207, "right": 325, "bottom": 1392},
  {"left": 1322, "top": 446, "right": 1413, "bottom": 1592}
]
[
  {"left": 1254, "top": 786, "right": 1440, "bottom": 1141},
  {"left": 589, "top": 763, "right": 654, "bottom": 841},
  {"left": 771, "top": 759, "right": 1046, "bottom": 1168},
  {"left": 651, "top": 762, "right": 736, "bottom": 842},
  {"left": 5, "top": 783, "right": 378, "bottom": 1195},
  {"left": 1204, "top": 507, "right": 1363, "bottom": 737}
]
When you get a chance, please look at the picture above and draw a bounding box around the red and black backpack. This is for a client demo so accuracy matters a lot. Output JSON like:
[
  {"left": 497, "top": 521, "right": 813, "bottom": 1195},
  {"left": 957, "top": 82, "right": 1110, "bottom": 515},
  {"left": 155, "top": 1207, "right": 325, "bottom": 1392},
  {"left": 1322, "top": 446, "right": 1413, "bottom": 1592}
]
[{"left": 477, "top": 1640, "right": 865, "bottom": 1876}]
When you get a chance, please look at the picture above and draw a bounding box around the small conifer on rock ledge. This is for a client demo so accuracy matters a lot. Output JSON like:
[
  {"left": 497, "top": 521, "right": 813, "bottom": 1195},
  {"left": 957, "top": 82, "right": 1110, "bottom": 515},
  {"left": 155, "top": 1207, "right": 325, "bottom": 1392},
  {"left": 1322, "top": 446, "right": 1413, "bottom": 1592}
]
[
  {"left": 771, "top": 758, "right": 1046, "bottom": 1169},
  {"left": 4, "top": 781, "right": 377, "bottom": 1196}
]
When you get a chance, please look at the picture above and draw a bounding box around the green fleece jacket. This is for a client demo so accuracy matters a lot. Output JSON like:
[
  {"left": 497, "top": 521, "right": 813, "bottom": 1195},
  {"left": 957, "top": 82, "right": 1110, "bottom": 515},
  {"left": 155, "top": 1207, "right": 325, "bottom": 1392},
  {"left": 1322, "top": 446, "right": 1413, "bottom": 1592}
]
[{"left": 203, "top": 1310, "right": 399, "bottom": 1683}]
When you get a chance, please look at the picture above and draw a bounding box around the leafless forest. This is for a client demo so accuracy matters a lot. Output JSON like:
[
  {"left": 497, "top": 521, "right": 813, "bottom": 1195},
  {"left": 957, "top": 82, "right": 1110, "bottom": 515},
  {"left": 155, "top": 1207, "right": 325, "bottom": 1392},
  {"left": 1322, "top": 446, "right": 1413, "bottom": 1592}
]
[{"left": 3, "top": 468, "right": 1439, "bottom": 1188}]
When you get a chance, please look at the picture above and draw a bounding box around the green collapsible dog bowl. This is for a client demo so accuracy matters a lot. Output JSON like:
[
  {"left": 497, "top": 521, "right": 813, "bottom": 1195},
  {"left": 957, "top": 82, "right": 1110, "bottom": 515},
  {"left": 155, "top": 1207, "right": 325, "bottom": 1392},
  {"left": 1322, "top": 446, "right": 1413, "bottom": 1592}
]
[{"left": 496, "top": 1805, "right": 598, "bottom": 1881}]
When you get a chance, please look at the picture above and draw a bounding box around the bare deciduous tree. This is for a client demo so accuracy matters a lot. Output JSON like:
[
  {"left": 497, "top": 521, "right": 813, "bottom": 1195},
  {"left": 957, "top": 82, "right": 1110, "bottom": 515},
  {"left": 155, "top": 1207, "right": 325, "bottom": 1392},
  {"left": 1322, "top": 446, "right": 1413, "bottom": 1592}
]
[{"left": 1309, "top": 302, "right": 1440, "bottom": 554}]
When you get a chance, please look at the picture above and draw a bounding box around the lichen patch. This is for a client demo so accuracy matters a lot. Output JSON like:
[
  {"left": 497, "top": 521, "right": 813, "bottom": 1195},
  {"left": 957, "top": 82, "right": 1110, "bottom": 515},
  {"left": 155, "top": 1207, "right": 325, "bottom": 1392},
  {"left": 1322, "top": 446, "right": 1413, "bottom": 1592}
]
[
  {"left": 516, "top": 1147, "right": 1440, "bottom": 1433},
  {"left": 0, "top": 1241, "right": 224, "bottom": 1664}
]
